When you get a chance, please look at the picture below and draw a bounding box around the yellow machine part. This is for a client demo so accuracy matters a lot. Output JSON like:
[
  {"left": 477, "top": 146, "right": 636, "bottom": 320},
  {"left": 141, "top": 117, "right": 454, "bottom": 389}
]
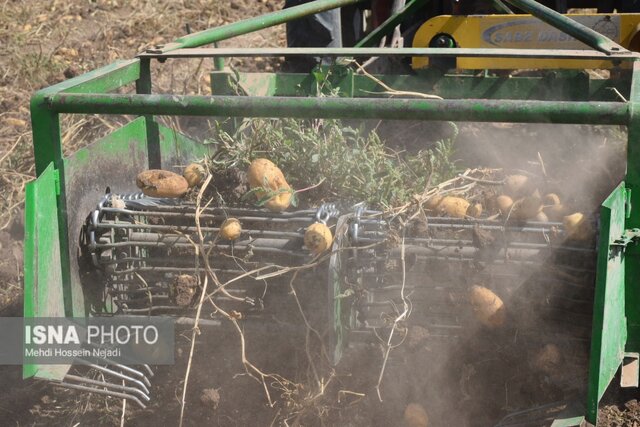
[{"left": 412, "top": 13, "right": 640, "bottom": 69}]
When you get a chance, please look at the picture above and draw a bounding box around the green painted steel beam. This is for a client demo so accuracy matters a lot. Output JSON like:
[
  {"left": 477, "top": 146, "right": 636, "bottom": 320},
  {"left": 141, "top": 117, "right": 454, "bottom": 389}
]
[
  {"left": 354, "top": 0, "right": 429, "bottom": 48},
  {"left": 504, "top": 0, "right": 627, "bottom": 54},
  {"left": 139, "top": 47, "right": 639, "bottom": 61},
  {"left": 43, "top": 93, "right": 629, "bottom": 125},
  {"left": 150, "top": 0, "right": 367, "bottom": 54}
]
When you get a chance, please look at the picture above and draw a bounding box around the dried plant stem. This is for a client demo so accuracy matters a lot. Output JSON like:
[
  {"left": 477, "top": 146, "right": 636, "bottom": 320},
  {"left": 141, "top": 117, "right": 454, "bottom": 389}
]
[
  {"left": 178, "top": 173, "right": 214, "bottom": 427},
  {"left": 352, "top": 60, "right": 443, "bottom": 100},
  {"left": 375, "top": 236, "right": 410, "bottom": 402}
]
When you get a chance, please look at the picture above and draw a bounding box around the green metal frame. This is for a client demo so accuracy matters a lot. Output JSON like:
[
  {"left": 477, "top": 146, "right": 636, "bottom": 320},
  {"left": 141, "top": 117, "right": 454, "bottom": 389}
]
[{"left": 24, "top": 0, "right": 640, "bottom": 424}]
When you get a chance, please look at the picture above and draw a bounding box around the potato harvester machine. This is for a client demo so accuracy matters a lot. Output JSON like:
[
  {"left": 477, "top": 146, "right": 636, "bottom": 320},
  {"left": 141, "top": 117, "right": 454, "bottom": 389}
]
[{"left": 23, "top": 0, "right": 640, "bottom": 425}]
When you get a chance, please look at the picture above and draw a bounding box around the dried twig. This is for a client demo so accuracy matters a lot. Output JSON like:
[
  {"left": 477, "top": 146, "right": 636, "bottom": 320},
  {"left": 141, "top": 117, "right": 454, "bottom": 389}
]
[
  {"left": 375, "top": 235, "right": 411, "bottom": 401},
  {"left": 178, "top": 173, "right": 214, "bottom": 427},
  {"left": 351, "top": 60, "right": 443, "bottom": 100}
]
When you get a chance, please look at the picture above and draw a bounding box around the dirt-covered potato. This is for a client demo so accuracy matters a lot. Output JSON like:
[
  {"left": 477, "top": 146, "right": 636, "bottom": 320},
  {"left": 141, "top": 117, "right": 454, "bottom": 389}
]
[
  {"left": 424, "top": 195, "right": 443, "bottom": 210},
  {"left": 247, "top": 158, "right": 292, "bottom": 212},
  {"left": 511, "top": 195, "right": 543, "bottom": 220},
  {"left": 532, "top": 343, "right": 563, "bottom": 375},
  {"left": 469, "top": 285, "right": 505, "bottom": 328},
  {"left": 404, "top": 403, "right": 429, "bottom": 427},
  {"left": 496, "top": 195, "right": 514, "bottom": 216},
  {"left": 183, "top": 163, "right": 207, "bottom": 188},
  {"left": 563, "top": 213, "right": 593, "bottom": 240},
  {"left": 504, "top": 174, "right": 532, "bottom": 198},
  {"left": 543, "top": 193, "right": 561, "bottom": 206},
  {"left": 535, "top": 211, "right": 549, "bottom": 222},
  {"left": 220, "top": 218, "right": 242, "bottom": 241},
  {"left": 437, "top": 196, "right": 470, "bottom": 218},
  {"left": 545, "top": 203, "right": 568, "bottom": 221},
  {"left": 466, "top": 203, "right": 483, "bottom": 218},
  {"left": 136, "top": 169, "right": 189, "bottom": 198},
  {"left": 304, "top": 222, "right": 333, "bottom": 255}
]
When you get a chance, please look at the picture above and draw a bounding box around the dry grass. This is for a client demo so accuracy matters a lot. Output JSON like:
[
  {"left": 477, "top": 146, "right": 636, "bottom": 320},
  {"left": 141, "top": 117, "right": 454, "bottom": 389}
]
[{"left": 0, "top": 0, "right": 286, "bottom": 307}]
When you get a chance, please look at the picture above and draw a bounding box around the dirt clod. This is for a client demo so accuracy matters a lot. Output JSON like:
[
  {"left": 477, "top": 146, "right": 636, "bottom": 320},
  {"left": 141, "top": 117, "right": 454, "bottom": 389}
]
[
  {"left": 170, "top": 275, "right": 198, "bottom": 307},
  {"left": 200, "top": 388, "right": 221, "bottom": 410}
]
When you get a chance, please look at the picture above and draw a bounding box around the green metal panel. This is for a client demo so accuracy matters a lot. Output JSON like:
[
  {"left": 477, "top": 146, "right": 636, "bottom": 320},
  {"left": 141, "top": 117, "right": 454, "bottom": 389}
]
[
  {"left": 62, "top": 118, "right": 149, "bottom": 316},
  {"left": 157, "top": 122, "right": 212, "bottom": 166},
  {"left": 586, "top": 183, "right": 628, "bottom": 424},
  {"left": 212, "top": 70, "right": 631, "bottom": 102},
  {"left": 23, "top": 163, "right": 67, "bottom": 381}
]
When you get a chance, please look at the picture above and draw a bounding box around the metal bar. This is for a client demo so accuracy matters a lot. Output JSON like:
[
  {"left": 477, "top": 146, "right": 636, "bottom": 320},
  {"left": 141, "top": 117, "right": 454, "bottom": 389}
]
[
  {"left": 503, "top": 0, "right": 627, "bottom": 54},
  {"left": 354, "top": 0, "right": 429, "bottom": 48},
  {"left": 88, "top": 358, "right": 151, "bottom": 387},
  {"left": 95, "top": 222, "right": 304, "bottom": 238},
  {"left": 138, "top": 47, "right": 638, "bottom": 61},
  {"left": 152, "top": 0, "right": 367, "bottom": 53},
  {"left": 491, "top": 0, "right": 515, "bottom": 14},
  {"left": 53, "top": 381, "right": 147, "bottom": 408},
  {"left": 82, "top": 363, "right": 150, "bottom": 395},
  {"left": 45, "top": 93, "right": 630, "bottom": 125},
  {"left": 64, "top": 374, "right": 150, "bottom": 401}
]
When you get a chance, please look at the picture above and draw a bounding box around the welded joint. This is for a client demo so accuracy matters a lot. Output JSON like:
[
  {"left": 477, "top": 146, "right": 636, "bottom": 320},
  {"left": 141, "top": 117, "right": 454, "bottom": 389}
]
[{"left": 611, "top": 228, "right": 640, "bottom": 251}]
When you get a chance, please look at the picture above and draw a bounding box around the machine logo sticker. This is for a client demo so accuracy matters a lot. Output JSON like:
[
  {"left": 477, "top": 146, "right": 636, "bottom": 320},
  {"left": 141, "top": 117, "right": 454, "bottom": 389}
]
[{"left": 481, "top": 16, "right": 620, "bottom": 48}]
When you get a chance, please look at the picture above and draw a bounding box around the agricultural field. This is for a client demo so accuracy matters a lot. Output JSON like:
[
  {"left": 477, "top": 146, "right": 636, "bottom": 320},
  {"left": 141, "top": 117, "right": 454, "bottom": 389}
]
[{"left": 0, "top": 1, "right": 639, "bottom": 426}]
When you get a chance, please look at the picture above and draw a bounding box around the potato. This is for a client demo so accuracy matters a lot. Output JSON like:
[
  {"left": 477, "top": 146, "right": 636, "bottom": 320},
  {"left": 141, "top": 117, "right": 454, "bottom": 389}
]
[
  {"left": 424, "top": 195, "right": 443, "bottom": 210},
  {"left": 404, "top": 403, "right": 429, "bottom": 427},
  {"left": 220, "top": 218, "right": 242, "bottom": 241},
  {"left": 496, "top": 195, "right": 514, "bottom": 216},
  {"left": 466, "top": 203, "right": 483, "bottom": 218},
  {"left": 504, "top": 174, "right": 532, "bottom": 198},
  {"left": 304, "top": 222, "right": 333, "bottom": 255},
  {"left": 532, "top": 344, "right": 563, "bottom": 375},
  {"left": 469, "top": 285, "right": 505, "bottom": 328},
  {"left": 511, "top": 195, "right": 543, "bottom": 220},
  {"left": 543, "top": 193, "right": 561, "bottom": 206},
  {"left": 535, "top": 211, "right": 549, "bottom": 222},
  {"left": 247, "top": 158, "right": 292, "bottom": 212},
  {"left": 183, "top": 163, "right": 207, "bottom": 188},
  {"left": 545, "top": 204, "right": 568, "bottom": 221},
  {"left": 136, "top": 169, "right": 189, "bottom": 198},
  {"left": 484, "top": 193, "right": 498, "bottom": 213},
  {"left": 437, "top": 196, "right": 470, "bottom": 218},
  {"left": 563, "top": 213, "right": 593, "bottom": 241}
]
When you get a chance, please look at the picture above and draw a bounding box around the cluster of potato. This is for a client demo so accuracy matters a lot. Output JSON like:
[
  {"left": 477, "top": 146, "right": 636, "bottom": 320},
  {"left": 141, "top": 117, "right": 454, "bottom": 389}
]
[
  {"left": 134, "top": 158, "right": 333, "bottom": 254},
  {"left": 425, "top": 174, "right": 593, "bottom": 241}
]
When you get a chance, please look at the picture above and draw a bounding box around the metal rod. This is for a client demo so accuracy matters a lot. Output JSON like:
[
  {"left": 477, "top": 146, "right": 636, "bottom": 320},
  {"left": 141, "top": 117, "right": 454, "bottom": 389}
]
[
  {"left": 355, "top": 0, "right": 429, "bottom": 48},
  {"left": 64, "top": 374, "right": 150, "bottom": 401},
  {"left": 88, "top": 357, "right": 151, "bottom": 387},
  {"left": 137, "top": 47, "right": 638, "bottom": 61},
  {"left": 82, "top": 362, "right": 150, "bottom": 395},
  {"left": 153, "top": 0, "right": 367, "bottom": 53},
  {"left": 53, "top": 381, "right": 146, "bottom": 409},
  {"left": 503, "top": 0, "right": 626, "bottom": 54},
  {"left": 46, "top": 93, "right": 630, "bottom": 125}
]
